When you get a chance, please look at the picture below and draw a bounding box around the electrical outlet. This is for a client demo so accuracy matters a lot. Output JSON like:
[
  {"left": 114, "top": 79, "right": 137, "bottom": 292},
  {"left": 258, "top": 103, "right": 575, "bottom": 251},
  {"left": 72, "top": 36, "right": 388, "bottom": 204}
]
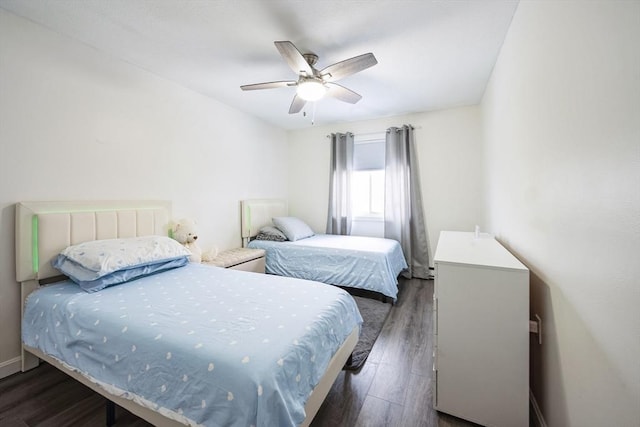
[{"left": 529, "top": 314, "right": 542, "bottom": 345}]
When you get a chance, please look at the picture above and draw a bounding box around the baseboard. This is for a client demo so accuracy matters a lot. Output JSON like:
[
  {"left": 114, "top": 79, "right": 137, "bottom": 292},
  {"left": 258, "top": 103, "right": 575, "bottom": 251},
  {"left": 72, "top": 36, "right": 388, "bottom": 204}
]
[
  {"left": 0, "top": 356, "right": 21, "bottom": 379},
  {"left": 530, "top": 389, "right": 547, "bottom": 427}
]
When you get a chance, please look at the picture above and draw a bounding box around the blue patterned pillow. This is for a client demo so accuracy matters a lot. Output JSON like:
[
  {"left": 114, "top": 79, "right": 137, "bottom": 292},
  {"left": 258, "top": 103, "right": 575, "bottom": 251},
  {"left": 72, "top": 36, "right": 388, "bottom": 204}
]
[
  {"left": 52, "top": 236, "right": 190, "bottom": 292},
  {"left": 272, "top": 217, "right": 315, "bottom": 242}
]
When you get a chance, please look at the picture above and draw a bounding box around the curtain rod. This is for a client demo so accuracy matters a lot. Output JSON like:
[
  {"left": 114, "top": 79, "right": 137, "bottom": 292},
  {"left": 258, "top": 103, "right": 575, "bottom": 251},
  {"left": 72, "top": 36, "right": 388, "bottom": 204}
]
[{"left": 326, "top": 125, "right": 421, "bottom": 138}]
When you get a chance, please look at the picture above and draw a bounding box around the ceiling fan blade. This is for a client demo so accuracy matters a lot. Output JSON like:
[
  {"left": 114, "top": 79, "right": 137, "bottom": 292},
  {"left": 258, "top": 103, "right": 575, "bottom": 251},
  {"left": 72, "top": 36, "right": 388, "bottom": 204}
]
[
  {"left": 320, "top": 53, "right": 377, "bottom": 82},
  {"left": 325, "top": 82, "right": 362, "bottom": 104},
  {"left": 289, "top": 94, "right": 307, "bottom": 114},
  {"left": 240, "top": 80, "right": 296, "bottom": 91},
  {"left": 275, "top": 41, "right": 313, "bottom": 76}
]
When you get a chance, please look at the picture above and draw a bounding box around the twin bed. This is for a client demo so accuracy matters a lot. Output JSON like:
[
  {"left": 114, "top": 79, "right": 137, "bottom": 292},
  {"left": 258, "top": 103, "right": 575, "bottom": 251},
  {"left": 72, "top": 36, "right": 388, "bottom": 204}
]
[
  {"left": 241, "top": 199, "right": 408, "bottom": 302},
  {"left": 16, "top": 201, "right": 361, "bottom": 427}
]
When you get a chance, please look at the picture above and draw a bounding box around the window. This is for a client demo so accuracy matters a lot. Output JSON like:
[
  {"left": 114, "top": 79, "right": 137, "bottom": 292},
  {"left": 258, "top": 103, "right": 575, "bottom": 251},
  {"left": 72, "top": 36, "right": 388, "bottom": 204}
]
[
  {"left": 351, "top": 134, "right": 385, "bottom": 219},
  {"left": 352, "top": 170, "right": 384, "bottom": 217}
]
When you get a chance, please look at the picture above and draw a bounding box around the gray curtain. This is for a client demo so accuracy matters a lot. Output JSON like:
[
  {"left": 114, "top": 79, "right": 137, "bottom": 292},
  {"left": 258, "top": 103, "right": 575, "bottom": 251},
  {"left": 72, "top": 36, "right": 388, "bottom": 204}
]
[
  {"left": 326, "top": 132, "right": 354, "bottom": 235},
  {"left": 384, "top": 125, "right": 430, "bottom": 279}
]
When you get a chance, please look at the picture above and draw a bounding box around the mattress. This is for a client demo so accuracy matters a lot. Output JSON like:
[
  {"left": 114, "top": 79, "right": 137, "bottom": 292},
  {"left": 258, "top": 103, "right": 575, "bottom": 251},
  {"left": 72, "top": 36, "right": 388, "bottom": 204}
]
[
  {"left": 22, "top": 263, "right": 362, "bottom": 427},
  {"left": 248, "top": 234, "right": 408, "bottom": 301}
]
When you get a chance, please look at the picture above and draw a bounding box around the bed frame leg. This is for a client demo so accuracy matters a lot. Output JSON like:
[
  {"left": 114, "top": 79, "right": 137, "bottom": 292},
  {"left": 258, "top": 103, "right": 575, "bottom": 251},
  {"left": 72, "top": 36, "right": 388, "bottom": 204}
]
[
  {"left": 21, "top": 349, "right": 39, "bottom": 372},
  {"left": 106, "top": 400, "right": 115, "bottom": 426}
]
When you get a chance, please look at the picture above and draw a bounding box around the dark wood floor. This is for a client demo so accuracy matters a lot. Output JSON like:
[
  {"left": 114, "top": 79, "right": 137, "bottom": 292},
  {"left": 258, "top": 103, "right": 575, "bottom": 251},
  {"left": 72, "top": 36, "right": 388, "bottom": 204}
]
[
  {"left": 311, "top": 278, "right": 478, "bottom": 427},
  {"left": 0, "top": 278, "right": 479, "bottom": 427}
]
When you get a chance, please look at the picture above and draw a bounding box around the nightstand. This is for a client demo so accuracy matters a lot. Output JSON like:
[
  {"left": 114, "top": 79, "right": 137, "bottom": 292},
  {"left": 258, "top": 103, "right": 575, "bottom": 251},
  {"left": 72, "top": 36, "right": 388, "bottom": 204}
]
[{"left": 204, "top": 248, "right": 266, "bottom": 273}]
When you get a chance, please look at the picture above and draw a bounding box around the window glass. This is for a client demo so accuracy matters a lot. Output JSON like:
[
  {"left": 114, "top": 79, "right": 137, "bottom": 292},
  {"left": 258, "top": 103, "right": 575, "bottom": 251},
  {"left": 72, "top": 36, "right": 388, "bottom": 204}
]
[{"left": 352, "top": 134, "right": 385, "bottom": 218}]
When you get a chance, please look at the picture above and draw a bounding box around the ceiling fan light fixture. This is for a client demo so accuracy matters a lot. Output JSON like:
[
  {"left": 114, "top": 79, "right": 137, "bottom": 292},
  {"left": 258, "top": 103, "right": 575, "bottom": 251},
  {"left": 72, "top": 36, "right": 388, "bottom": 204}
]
[
  {"left": 296, "top": 79, "right": 327, "bottom": 101},
  {"left": 240, "top": 41, "right": 376, "bottom": 113}
]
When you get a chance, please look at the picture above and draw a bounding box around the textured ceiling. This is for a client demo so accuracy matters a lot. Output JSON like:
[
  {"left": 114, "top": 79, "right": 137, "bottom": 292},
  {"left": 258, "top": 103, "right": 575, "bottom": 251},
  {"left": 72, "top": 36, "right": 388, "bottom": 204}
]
[{"left": 0, "top": 0, "right": 519, "bottom": 130}]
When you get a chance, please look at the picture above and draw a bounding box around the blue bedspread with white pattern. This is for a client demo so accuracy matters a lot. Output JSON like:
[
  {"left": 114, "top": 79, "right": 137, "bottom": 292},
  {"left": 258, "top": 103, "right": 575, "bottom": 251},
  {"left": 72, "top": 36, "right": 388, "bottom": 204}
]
[
  {"left": 248, "top": 234, "right": 408, "bottom": 301},
  {"left": 22, "top": 263, "right": 362, "bottom": 427}
]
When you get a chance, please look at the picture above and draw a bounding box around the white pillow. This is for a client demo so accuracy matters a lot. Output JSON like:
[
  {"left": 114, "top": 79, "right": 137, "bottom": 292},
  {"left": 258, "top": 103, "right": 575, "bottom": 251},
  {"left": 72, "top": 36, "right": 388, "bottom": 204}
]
[
  {"left": 52, "top": 236, "right": 191, "bottom": 292},
  {"left": 57, "top": 235, "right": 190, "bottom": 275},
  {"left": 272, "top": 217, "right": 315, "bottom": 241}
]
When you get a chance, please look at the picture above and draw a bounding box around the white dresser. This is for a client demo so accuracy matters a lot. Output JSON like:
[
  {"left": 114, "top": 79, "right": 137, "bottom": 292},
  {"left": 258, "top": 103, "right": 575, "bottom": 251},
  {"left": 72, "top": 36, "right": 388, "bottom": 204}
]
[{"left": 433, "top": 231, "right": 529, "bottom": 427}]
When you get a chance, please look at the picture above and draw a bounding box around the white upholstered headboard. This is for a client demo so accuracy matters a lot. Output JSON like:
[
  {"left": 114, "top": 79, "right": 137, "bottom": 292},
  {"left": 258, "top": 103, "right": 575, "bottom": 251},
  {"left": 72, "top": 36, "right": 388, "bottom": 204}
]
[
  {"left": 15, "top": 200, "right": 172, "bottom": 371},
  {"left": 240, "top": 199, "right": 288, "bottom": 246},
  {"left": 15, "top": 201, "right": 172, "bottom": 283}
]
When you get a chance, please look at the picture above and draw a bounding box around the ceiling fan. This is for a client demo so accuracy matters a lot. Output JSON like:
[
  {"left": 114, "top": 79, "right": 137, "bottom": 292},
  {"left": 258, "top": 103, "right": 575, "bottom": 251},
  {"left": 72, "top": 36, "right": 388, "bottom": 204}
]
[{"left": 240, "top": 41, "right": 377, "bottom": 114}]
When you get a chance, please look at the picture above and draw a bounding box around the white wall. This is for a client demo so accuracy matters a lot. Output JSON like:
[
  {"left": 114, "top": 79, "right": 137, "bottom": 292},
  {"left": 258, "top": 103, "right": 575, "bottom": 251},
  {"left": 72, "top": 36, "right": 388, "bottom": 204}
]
[
  {"left": 0, "top": 10, "right": 288, "bottom": 377},
  {"left": 287, "top": 106, "right": 484, "bottom": 262},
  {"left": 481, "top": 1, "right": 640, "bottom": 426},
  {"left": 5, "top": 5, "right": 638, "bottom": 425}
]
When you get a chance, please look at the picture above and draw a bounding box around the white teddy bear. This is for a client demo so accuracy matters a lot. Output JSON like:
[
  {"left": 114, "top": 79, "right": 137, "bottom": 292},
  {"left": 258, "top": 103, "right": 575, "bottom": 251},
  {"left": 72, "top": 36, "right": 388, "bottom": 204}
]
[{"left": 171, "top": 218, "right": 217, "bottom": 263}]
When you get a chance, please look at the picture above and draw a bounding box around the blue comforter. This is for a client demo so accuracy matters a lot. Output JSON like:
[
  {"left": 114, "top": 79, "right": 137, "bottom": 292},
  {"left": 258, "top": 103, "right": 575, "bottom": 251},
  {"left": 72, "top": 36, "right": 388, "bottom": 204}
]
[
  {"left": 22, "top": 263, "right": 362, "bottom": 426},
  {"left": 248, "top": 234, "right": 407, "bottom": 301}
]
